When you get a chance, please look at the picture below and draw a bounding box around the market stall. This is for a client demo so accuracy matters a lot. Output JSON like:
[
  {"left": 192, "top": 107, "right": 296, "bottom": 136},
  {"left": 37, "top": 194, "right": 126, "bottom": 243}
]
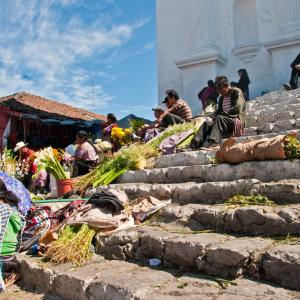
[{"left": 0, "top": 92, "right": 106, "bottom": 150}]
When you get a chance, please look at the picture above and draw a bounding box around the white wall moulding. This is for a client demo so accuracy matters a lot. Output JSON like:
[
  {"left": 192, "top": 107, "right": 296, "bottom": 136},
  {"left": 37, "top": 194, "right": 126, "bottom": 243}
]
[
  {"left": 175, "top": 51, "right": 227, "bottom": 70},
  {"left": 265, "top": 36, "right": 300, "bottom": 52},
  {"left": 232, "top": 44, "right": 262, "bottom": 64}
]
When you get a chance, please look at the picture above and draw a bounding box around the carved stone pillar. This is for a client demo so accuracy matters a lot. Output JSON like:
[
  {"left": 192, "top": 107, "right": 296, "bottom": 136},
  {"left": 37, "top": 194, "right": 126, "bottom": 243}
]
[
  {"left": 176, "top": 0, "right": 225, "bottom": 68},
  {"left": 277, "top": 0, "right": 300, "bottom": 38}
]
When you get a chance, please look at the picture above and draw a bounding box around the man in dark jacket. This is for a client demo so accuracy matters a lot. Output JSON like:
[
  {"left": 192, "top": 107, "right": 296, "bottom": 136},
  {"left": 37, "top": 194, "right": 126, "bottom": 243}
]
[
  {"left": 190, "top": 76, "right": 246, "bottom": 149},
  {"left": 284, "top": 52, "right": 300, "bottom": 90}
]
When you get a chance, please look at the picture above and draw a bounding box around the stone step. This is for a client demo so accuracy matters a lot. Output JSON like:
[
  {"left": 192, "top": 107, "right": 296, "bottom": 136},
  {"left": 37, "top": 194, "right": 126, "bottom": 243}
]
[
  {"left": 247, "top": 89, "right": 300, "bottom": 107},
  {"left": 16, "top": 254, "right": 300, "bottom": 300},
  {"left": 153, "top": 129, "right": 300, "bottom": 169},
  {"left": 110, "top": 179, "right": 300, "bottom": 205},
  {"left": 97, "top": 226, "right": 300, "bottom": 290},
  {"left": 149, "top": 203, "right": 300, "bottom": 236},
  {"left": 245, "top": 111, "right": 296, "bottom": 127},
  {"left": 247, "top": 99, "right": 300, "bottom": 114},
  {"left": 235, "top": 129, "right": 300, "bottom": 141},
  {"left": 116, "top": 160, "right": 300, "bottom": 185}
]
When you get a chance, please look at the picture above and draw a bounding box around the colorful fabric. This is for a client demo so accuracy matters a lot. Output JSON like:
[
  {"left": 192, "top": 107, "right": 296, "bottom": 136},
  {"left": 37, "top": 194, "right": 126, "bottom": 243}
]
[
  {"left": 54, "top": 200, "right": 85, "bottom": 224},
  {"left": 0, "top": 172, "right": 32, "bottom": 216},
  {"left": 23, "top": 206, "right": 55, "bottom": 238},
  {"left": 169, "top": 99, "right": 193, "bottom": 121},
  {"left": 75, "top": 141, "right": 98, "bottom": 162}
]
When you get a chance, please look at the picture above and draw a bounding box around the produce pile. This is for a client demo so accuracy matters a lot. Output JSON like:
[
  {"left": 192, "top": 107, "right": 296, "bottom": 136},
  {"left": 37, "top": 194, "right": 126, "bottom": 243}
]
[{"left": 75, "top": 122, "right": 198, "bottom": 192}]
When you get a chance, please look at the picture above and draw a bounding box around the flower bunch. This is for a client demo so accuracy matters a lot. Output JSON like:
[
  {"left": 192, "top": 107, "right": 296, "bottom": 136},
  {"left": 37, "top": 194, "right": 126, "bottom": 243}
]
[
  {"left": 0, "top": 148, "right": 24, "bottom": 179},
  {"left": 35, "top": 147, "right": 68, "bottom": 180},
  {"left": 111, "top": 127, "right": 133, "bottom": 145},
  {"left": 94, "top": 139, "right": 112, "bottom": 153}
]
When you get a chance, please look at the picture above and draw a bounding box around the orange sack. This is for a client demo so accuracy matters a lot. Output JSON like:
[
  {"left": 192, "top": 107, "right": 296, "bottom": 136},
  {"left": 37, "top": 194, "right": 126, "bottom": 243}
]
[{"left": 215, "top": 133, "right": 297, "bottom": 164}]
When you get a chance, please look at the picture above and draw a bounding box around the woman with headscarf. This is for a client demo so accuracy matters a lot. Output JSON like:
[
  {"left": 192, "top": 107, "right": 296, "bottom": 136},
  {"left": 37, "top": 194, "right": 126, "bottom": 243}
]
[
  {"left": 237, "top": 69, "right": 251, "bottom": 101},
  {"left": 0, "top": 172, "right": 32, "bottom": 292}
]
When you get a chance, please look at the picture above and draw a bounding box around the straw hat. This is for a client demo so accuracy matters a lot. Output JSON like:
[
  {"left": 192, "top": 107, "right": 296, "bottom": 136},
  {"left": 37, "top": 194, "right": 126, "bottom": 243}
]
[{"left": 14, "top": 141, "right": 28, "bottom": 152}]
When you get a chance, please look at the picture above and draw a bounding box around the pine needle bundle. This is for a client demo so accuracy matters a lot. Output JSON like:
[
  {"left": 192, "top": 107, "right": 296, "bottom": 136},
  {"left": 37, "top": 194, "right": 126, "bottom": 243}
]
[
  {"left": 44, "top": 225, "right": 95, "bottom": 267},
  {"left": 225, "top": 194, "right": 274, "bottom": 207}
]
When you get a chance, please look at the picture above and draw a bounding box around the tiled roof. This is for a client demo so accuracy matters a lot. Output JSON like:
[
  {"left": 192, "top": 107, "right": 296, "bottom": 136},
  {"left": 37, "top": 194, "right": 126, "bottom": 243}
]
[{"left": 0, "top": 92, "right": 106, "bottom": 121}]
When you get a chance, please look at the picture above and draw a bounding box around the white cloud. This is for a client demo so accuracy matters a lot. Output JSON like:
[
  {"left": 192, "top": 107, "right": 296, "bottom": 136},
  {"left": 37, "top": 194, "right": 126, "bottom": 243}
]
[
  {"left": 0, "top": 0, "right": 144, "bottom": 110},
  {"left": 143, "top": 42, "right": 155, "bottom": 50}
]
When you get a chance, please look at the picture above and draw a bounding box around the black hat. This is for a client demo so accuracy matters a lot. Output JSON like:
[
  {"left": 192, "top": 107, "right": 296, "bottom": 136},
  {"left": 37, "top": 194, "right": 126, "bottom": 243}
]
[
  {"left": 152, "top": 106, "right": 164, "bottom": 112},
  {"left": 162, "top": 96, "right": 169, "bottom": 103}
]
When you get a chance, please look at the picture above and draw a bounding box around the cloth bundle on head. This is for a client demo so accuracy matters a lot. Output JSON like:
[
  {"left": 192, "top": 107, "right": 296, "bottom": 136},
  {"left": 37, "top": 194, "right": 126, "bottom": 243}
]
[{"left": 0, "top": 172, "right": 32, "bottom": 216}]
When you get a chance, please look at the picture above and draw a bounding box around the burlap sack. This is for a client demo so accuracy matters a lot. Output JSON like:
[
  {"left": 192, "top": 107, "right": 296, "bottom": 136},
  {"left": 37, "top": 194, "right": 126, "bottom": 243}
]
[{"left": 216, "top": 133, "right": 296, "bottom": 164}]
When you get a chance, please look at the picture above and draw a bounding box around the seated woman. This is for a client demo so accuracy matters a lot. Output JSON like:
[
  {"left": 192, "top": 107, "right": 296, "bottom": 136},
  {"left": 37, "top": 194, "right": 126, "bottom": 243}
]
[
  {"left": 73, "top": 131, "right": 98, "bottom": 176},
  {"left": 190, "top": 76, "right": 246, "bottom": 149},
  {"left": 198, "top": 80, "right": 218, "bottom": 113},
  {"left": 0, "top": 172, "right": 31, "bottom": 292}
]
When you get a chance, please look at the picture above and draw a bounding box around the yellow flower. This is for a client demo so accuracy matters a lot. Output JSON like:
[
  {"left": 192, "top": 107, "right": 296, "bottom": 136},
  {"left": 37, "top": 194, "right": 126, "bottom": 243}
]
[
  {"left": 111, "top": 127, "right": 126, "bottom": 141},
  {"left": 124, "top": 128, "right": 133, "bottom": 135}
]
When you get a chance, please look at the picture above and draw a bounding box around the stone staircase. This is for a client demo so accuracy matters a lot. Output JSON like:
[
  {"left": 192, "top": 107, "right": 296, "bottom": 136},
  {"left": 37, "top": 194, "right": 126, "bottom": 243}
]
[
  {"left": 97, "top": 88, "right": 300, "bottom": 293},
  {"left": 16, "top": 88, "right": 300, "bottom": 299}
]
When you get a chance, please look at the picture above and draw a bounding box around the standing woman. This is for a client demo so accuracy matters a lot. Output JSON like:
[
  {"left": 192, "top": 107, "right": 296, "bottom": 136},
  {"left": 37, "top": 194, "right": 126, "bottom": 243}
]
[
  {"left": 237, "top": 69, "right": 251, "bottom": 101},
  {"left": 101, "top": 113, "right": 119, "bottom": 152}
]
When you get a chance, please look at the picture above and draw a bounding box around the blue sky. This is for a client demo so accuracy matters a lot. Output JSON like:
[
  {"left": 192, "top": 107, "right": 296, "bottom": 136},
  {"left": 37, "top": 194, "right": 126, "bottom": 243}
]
[{"left": 0, "top": 0, "right": 157, "bottom": 120}]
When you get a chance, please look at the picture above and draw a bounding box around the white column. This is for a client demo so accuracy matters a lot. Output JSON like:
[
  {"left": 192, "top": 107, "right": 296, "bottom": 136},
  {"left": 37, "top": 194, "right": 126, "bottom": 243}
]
[
  {"left": 277, "top": 0, "right": 300, "bottom": 38},
  {"left": 191, "top": 0, "right": 219, "bottom": 55}
]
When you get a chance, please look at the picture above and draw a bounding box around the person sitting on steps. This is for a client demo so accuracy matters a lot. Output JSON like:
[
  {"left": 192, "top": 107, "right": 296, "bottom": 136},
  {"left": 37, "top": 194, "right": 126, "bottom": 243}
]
[
  {"left": 159, "top": 89, "right": 193, "bottom": 123},
  {"left": 198, "top": 80, "right": 218, "bottom": 112},
  {"left": 189, "top": 75, "right": 246, "bottom": 149},
  {"left": 284, "top": 52, "right": 300, "bottom": 91}
]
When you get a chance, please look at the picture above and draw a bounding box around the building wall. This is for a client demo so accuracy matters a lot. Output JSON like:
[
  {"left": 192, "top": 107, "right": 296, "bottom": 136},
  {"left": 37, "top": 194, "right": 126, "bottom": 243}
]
[{"left": 156, "top": 0, "right": 300, "bottom": 115}]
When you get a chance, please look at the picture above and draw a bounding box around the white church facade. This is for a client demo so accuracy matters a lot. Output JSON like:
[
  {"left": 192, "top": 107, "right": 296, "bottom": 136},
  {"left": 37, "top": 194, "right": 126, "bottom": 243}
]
[{"left": 156, "top": 0, "right": 300, "bottom": 115}]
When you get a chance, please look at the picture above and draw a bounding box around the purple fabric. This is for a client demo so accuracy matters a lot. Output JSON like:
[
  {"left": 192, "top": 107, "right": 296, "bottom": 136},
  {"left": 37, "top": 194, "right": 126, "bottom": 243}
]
[
  {"left": 159, "top": 129, "right": 194, "bottom": 155},
  {"left": 0, "top": 172, "right": 32, "bottom": 216},
  {"left": 144, "top": 128, "right": 160, "bottom": 142}
]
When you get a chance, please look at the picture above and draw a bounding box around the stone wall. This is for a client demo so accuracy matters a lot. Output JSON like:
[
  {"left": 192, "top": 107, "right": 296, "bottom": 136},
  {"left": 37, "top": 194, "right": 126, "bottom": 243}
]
[{"left": 156, "top": 0, "right": 300, "bottom": 115}]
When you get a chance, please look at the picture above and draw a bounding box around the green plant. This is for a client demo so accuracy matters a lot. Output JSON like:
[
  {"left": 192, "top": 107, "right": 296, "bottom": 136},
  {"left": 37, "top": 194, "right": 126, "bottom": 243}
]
[
  {"left": 129, "top": 118, "right": 145, "bottom": 132},
  {"left": 225, "top": 194, "right": 274, "bottom": 206},
  {"left": 284, "top": 135, "right": 300, "bottom": 159}
]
